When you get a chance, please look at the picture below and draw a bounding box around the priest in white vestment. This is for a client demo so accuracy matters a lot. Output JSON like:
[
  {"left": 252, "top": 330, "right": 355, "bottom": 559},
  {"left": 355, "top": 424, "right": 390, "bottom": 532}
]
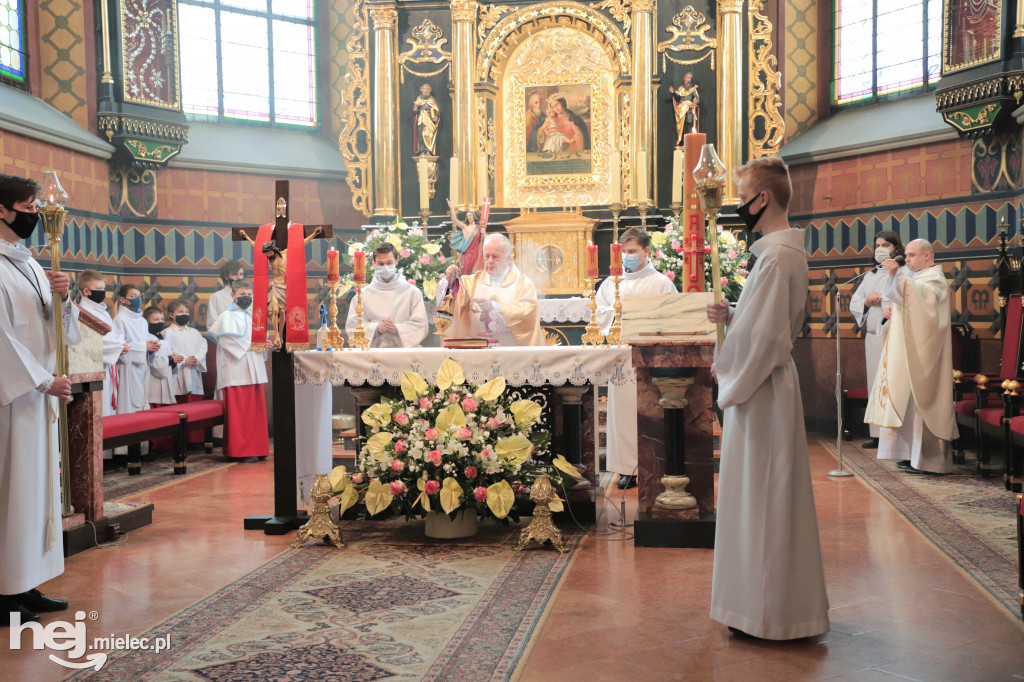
[
  {"left": 849, "top": 231, "right": 905, "bottom": 449},
  {"left": 865, "top": 239, "right": 957, "bottom": 474},
  {"left": 707, "top": 157, "right": 830, "bottom": 640},
  {"left": 113, "top": 283, "right": 158, "bottom": 415},
  {"left": 597, "top": 226, "right": 676, "bottom": 488},
  {"left": 345, "top": 242, "right": 428, "bottom": 347},
  {"left": 77, "top": 269, "right": 129, "bottom": 416},
  {"left": 443, "top": 233, "right": 543, "bottom": 346},
  {"left": 0, "top": 173, "right": 82, "bottom": 621}
]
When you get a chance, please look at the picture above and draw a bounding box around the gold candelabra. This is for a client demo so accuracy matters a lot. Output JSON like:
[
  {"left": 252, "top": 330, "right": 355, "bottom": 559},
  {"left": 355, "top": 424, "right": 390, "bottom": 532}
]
[
  {"left": 39, "top": 171, "right": 72, "bottom": 517},
  {"left": 349, "top": 281, "right": 370, "bottom": 350},
  {"left": 610, "top": 202, "right": 622, "bottom": 242},
  {"left": 693, "top": 144, "right": 727, "bottom": 348},
  {"left": 638, "top": 200, "right": 649, "bottom": 230},
  {"left": 670, "top": 200, "right": 682, "bottom": 223},
  {"left": 325, "top": 280, "right": 346, "bottom": 350},
  {"left": 606, "top": 274, "right": 624, "bottom": 346},
  {"left": 580, "top": 276, "right": 605, "bottom": 347}
]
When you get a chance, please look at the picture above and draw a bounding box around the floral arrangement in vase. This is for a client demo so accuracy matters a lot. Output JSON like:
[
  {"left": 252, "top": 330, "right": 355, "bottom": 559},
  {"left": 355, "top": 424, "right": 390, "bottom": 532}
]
[
  {"left": 340, "top": 218, "right": 450, "bottom": 301},
  {"left": 649, "top": 218, "right": 751, "bottom": 301},
  {"left": 327, "top": 358, "right": 583, "bottom": 523}
]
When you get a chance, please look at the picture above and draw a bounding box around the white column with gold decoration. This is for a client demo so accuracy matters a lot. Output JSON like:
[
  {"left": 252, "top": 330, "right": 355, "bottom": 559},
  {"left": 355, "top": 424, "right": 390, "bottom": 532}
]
[
  {"left": 717, "top": 0, "right": 745, "bottom": 204},
  {"left": 371, "top": 4, "right": 400, "bottom": 217},
  {"left": 451, "top": 0, "right": 478, "bottom": 211},
  {"left": 630, "top": 0, "right": 655, "bottom": 207}
]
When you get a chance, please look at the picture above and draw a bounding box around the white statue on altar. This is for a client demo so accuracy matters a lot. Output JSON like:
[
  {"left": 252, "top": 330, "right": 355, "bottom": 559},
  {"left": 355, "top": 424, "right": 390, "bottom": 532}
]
[{"left": 442, "top": 233, "right": 543, "bottom": 346}]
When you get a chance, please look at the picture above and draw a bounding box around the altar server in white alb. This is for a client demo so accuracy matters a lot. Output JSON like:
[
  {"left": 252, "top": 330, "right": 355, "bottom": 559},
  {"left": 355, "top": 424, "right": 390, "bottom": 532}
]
[
  {"left": 848, "top": 230, "right": 905, "bottom": 449},
  {"left": 76, "top": 269, "right": 130, "bottom": 416},
  {"left": 706, "top": 156, "right": 830, "bottom": 640},
  {"left": 206, "top": 259, "right": 245, "bottom": 336},
  {"left": 0, "top": 173, "right": 82, "bottom": 623},
  {"left": 143, "top": 306, "right": 177, "bottom": 407},
  {"left": 113, "top": 283, "right": 159, "bottom": 414},
  {"left": 165, "top": 299, "right": 208, "bottom": 446},
  {"left": 209, "top": 279, "right": 270, "bottom": 462},
  {"left": 345, "top": 242, "right": 428, "bottom": 348},
  {"left": 597, "top": 226, "right": 675, "bottom": 488},
  {"left": 865, "top": 239, "right": 957, "bottom": 474}
]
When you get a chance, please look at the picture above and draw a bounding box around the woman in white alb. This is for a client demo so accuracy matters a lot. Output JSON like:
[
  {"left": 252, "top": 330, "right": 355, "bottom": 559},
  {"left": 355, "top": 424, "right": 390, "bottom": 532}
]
[{"left": 849, "top": 231, "right": 905, "bottom": 449}]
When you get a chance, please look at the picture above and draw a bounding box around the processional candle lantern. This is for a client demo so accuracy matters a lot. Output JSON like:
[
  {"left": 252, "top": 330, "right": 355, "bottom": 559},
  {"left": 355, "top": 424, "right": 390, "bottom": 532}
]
[{"left": 693, "top": 144, "right": 727, "bottom": 348}]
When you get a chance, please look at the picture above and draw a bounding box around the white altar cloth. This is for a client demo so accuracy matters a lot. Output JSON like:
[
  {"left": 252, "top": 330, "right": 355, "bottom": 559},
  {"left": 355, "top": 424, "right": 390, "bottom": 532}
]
[
  {"left": 293, "top": 346, "right": 635, "bottom": 501},
  {"left": 537, "top": 297, "right": 589, "bottom": 324}
]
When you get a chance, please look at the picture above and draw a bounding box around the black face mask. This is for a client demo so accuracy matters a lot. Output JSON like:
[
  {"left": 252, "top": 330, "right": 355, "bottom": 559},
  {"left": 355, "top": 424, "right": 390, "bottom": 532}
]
[
  {"left": 174, "top": 314, "right": 190, "bottom": 326},
  {"left": 148, "top": 322, "right": 165, "bottom": 336},
  {"left": 735, "top": 193, "right": 767, "bottom": 232},
  {"left": 235, "top": 295, "right": 253, "bottom": 310},
  {"left": 87, "top": 289, "right": 106, "bottom": 304},
  {"left": 2, "top": 208, "right": 39, "bottom": 239}
]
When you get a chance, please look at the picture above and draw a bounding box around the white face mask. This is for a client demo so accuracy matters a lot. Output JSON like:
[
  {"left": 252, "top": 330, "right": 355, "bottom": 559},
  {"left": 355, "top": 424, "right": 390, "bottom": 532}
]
[
  {"left": 377, "top": 264, "right": 397, "bottom": 280},
  {"left": 874, "top": 246, "right": 892, "bottom": 264}
]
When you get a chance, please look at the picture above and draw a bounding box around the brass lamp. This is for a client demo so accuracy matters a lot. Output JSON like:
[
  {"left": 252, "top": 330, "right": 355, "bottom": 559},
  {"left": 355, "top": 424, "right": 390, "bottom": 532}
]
[{"left": 693, "top": 145, "right": 727, "bottom": 348}]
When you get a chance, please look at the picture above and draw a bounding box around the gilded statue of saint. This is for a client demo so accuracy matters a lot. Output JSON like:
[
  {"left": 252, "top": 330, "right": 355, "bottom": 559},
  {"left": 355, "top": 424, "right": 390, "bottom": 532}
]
[
  {"left": 243, "top": 227, "right": 322, "bottom": 344},
  {"left": 413, "top": 83, "right": 440, "bottom": 156},
  {"left": 668, "top": 72, "right": 700, "bottom": 147}
]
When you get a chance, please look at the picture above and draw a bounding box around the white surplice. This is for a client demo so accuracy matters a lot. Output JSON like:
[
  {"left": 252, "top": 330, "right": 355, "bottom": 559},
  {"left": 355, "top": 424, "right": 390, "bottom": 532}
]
[
  {"left": 711, "top": 227, "right": 830, "bottom": 640},
  {"left": 164, "top": 324, "right": 207, "bottom": 396},
  {"left": 849, "top": 268, "right": 897, "bottom": 438},
  {"left": 113, "top": 307, "right": 151, "bottom": 414},
  {"left": 147, "top": 332, "right": 176, "bottom": 405},
  {"left": 0, "top": 239, "right": 82, "bottom": 594},
  {"left": 206, "top": 285, "right": 233, "bottom": 338},
  {"left": 345, "top": 273, "right": 428, "bottom": 348},
  {"left": 596, "top": 261, "right": 676, "bottom": 474},
  {"left": 78, "top": 296, "right": 124, "bottom": 416},
  {"left": 210, "top": 305, "right": 267, "bottom": 389}
]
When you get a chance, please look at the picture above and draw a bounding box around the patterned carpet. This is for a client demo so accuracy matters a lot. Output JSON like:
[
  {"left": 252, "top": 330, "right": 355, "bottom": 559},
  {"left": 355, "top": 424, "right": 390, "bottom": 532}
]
[
  {"left": 72, "top": 521, "right": 581, "bottom": 681},
  {"left": 104, "top": 451, "right": 234, "bottom": 501},
  {"left": 822, "top": 437, "right": 1019, "bottom": 617}
]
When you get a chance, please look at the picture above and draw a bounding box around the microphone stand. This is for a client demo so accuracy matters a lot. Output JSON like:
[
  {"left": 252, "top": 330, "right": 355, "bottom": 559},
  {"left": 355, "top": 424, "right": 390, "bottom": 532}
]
[{"left": 829, "top": 265, "right": 879, "bottom": 478}]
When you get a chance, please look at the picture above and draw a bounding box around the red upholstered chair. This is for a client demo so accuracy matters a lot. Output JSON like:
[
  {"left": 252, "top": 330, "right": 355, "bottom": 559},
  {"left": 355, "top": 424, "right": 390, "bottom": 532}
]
[
  {"left": 150, "top": 400, "right": 225, "bottom": 469},
  {"left": 103, "top": 411, "right": 185, "bottom": 476}
]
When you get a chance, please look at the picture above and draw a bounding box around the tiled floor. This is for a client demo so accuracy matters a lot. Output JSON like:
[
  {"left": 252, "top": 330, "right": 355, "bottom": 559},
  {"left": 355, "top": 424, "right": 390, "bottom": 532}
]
[{"left": 2, "top": 440, "right": 1022, "bottom": 682}]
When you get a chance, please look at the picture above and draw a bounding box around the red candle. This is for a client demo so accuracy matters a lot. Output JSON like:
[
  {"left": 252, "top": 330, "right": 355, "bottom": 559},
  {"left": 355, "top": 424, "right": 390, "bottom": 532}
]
[
  {"left": 327, "top": 247, "right": 339, "bottom": 282},
  {"left": 585, "top": 243, "right": 599, "bottom": 278},
  {"left": 352, "top": 250, "right": 366, "bottom": 283},
  {"left": 609, "top": 243, "right": 622, "bottom": 276}
]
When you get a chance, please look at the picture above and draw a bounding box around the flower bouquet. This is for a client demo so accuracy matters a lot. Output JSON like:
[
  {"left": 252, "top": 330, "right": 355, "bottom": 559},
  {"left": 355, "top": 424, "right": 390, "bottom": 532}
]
[
  {"left": 649, "top": 217, "right": 751, "bottom": 301},
  {"left": 340, "top": 218, "right": 450, "bottom": 301},
  {"left": 327, "top": 358, "right": 584, "bottom": 524}
]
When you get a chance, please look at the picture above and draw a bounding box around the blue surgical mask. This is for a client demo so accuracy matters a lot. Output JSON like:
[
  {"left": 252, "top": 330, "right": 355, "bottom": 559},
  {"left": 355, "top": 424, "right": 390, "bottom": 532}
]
[
  {"left": 127, "top": 296, "right": 142, "bottom": 312},
  {"left": 377, "top": 264, "right": 397, "bottom": 280},
  {"left": 622, "top": 253, "right": 643, "bottom": 272}
]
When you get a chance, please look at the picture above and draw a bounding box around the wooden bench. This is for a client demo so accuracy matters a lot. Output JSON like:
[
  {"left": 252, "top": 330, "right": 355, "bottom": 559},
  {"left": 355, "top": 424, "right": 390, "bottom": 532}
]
[{"left": 102, "top": 399, "right": 224, "bottom": 475}]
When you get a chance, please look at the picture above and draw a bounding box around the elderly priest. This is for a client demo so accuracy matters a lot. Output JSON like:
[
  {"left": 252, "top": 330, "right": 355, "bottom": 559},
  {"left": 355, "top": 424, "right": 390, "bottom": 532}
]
[
  {"left": 443, "top": 233, "right": 542, "bottom": 346},
  {"left": 865, "top": 239, "right": 957, "bottom": 474}
]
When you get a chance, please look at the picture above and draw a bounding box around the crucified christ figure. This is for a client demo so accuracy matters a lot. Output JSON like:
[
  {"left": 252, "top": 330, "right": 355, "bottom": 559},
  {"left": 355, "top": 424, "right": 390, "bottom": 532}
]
[{"left": 243, "top": 226, "right": 323, "bottom": 345}]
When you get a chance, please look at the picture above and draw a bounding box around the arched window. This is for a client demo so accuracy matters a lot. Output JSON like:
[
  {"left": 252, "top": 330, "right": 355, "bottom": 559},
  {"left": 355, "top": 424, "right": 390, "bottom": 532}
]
[
  {"left": 833, "top": 0, "right": 941, "bottom": 106},
  {"left": 0, "top": 0, "right": 27, "bottom": 87},
  {"left": 178, "top": 0, "right": 318, "bottom": 127}
]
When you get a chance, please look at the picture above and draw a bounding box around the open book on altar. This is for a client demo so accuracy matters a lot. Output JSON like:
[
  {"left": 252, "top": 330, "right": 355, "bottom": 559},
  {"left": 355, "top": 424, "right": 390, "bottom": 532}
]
[{"left": 621, "top": 292, "right": 716, "bottom": 341}]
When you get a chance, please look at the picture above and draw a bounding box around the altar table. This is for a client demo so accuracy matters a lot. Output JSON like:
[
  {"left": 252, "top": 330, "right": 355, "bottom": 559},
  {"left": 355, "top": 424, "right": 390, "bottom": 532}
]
[{"left": 293, "top": 346, "right": 635, "bottom": 500}]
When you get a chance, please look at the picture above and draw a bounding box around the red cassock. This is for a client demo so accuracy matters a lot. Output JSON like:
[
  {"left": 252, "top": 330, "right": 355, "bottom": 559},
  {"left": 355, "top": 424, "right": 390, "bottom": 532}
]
[{"left": 222, "top": 384, "right": 269, "bottom": 459}]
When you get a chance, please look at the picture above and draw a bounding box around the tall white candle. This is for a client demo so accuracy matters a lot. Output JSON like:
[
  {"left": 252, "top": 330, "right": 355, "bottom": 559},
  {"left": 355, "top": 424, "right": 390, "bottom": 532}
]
[
  {"left": 417, "top": 158, "right": 429, "bottom": 211},
  {"left": 671, "top": 148, "right": 683, "bottom": 205},
  {"left": 449, "top": 156, "right": 459, "bottom": 207},
  {"left": 609, "top": 151, "right": 621, "bottom": 204},
  {"left": 637, "top": 150, "right": 648, "bottom": 203}
]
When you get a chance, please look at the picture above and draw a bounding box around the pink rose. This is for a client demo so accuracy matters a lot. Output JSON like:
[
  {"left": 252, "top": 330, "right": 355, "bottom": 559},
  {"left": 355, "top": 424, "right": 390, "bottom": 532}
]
[
  {"left": 720, "top": 276, "right": 728, "bottom": 287},
  {"left": 424, "top": 479, "right": 440, "bottom": 495},
  {"left": 741, "top": 259, "right": 748, "bottom": 267},
  {"left": 675, "top": 246, "right": 684, "bottom": 254},
  {"left": 351, "top": 473, "right": 363, "bottom": 484},
  {"left": 480, "top": 448, "right": 492, "bottom": 460},
  {"left": 665, "top": 270, "right": 676, "bottom": 281},
  {"left": 439, "top": 255, "right": 447, "bottom": 263},
  {"left": 474, "top": 486, "right": 487, "bottom": 502},
  {"left": 389, "top": 480, "right": 406, "bottom": 495},
  {"left": 456, "top": 427, "right": 472, "bottom": 440},
  {"left": 727, "top": 250, "right": 737, "bottom": 260},
  {"left": 390, "top": 458, "right": 404, "bottom": 471},
  {"left": 464, "top": 465, "right": 478, "bottom": 478},
  {"left": 407, "top": 278, "right": 417, "bottom": 285},
  {"left": 655, "top": 250, "right": 665, "bottom": 259},
  {"left": 487, "top": 417, "right": 500, "bottom": 429},
  {"left": 740, "top": 268, "right": 748, "bottom": 276},
  {"left": 448, "top": 393, "right": 459, "bottom": 403},
  {"left": 425, "top": 428, "right": 439, "bottom": 441},
  {"left": 419, "top": 397, "right": 433, "bottom": 409},
  {"left": 460, "top": 397, "right": 478, "bottom": 412},
  {"left": 394, "top": 439, "right": 408, "bottom": 453},
  {"left": 704, "top": 245, "right": 711, "bottom": 253},
  {"left": 671, "top": 240, "right": 681, "bottom": 250},
  {"left": 400, "top": 248, "right": 411, "bottom": 258},
  {"left": 427, "top": 450, "right": 442, "bottom": 465},
  {"left": 418, "top": 254, "right": 430, "bottom": 265},
  {"left": 393, "top": 413, "right": 409, "bottom": 426}
]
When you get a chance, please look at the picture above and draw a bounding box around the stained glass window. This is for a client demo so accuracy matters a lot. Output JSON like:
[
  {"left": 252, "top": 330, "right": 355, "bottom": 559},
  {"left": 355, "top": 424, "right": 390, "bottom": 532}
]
[
  {"left": 833, "top": 0, "right": 941, "bottom": 106},
  {"left": 179, "top": 0, "right": 317, "bottom": 127},
  {"left": 0, "top": 0, "right": 26, "bottom": 84}
]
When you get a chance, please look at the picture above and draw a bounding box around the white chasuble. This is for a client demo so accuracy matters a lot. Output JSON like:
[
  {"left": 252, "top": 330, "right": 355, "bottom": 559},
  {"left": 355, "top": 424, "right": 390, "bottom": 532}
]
[
  {"left": 113, "top": 307, "right": 151, "bottom": 414},
  {"left": 865, "top": 266, "right": 957, "bottom": 473},
  {"left": 345, "top": 273, "right": 428, "bottom": 348},
  {"left": 711, "top": 227, "right": 830, "bottom": 640},
  {"left": 78, "top": 296, "right": 125, "bottom": 416},
  {"left": 210, "top": 306, "right": 267, "bottom": 389},
  {"left": 596, "top": 261, "right": 675, "bottom": 474},
  {"left": 165, "top": 324, "right": 208, "bottom": 396},
  {"left": 447, "top": 266, "right": 543, "bottom": 346},
  {"left": 0, "top": 239, "right": 82, "bottom": 594},
  {"left": 849, "top": 267, "right": 903, "bottom": 438}
]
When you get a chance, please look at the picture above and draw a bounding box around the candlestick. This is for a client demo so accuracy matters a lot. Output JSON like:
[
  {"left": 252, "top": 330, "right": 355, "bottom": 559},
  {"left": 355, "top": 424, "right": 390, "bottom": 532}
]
[
  {"left": 609, "top": 242, "right": 622, "bottom": 276},
  {"left": 683, "top": 133, "right": 707, "bottom": 292},
  {"left": 352, "top": 249, "right": 366, "bottom": 283},
  {"left": 450, "top": 156, "right": 460, "bottom": 208},
  {"left": 671, "top": 148, "right": 683, "bottom": 205},
  {"left": 580, "top": 276, "right": 605, "bottom": 347},
  {"left": 610, "top": 202, "right": 622, "bottom": 242},
  {"left": 638, "top": 200, "right": 649, "bottom": 230},
  {"left": 585, "top": 243, "right": 599, "bottom": 278},
  {"left": 609, "top": 151, "right": 622, "bottom": 204},
  {"left": 606, "top": 273, "right": 624, "bottom": 346},
  {"left": 670, "top": 201, "right": 682, "bottom": 223},
  {"left": 326, "top": 280, "right": 346, "bottom": 350},
  {"left": 349, "top": 281, "right": 370, "bottom": 350},
  {"left": 327, "top": 247, "right": 339, "bottom": 282},
  {"left": 417, "top": 157, "right": 429, "bottom": 212}
]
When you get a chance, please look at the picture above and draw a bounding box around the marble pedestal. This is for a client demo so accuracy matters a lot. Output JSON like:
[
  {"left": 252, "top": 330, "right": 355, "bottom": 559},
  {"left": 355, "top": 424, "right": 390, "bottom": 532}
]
[{"left": 631, "top": 340, "right": 717, "bottom": 547}]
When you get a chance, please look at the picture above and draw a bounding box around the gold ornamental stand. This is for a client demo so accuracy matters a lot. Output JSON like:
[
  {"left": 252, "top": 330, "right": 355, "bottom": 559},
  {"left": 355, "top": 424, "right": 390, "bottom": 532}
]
[
  {"left": 325, "top": 280, "right": 347, "bottom": 350},
  {"left": 605, "top": 274, "right": 624, "bottom": 346},
  {"left": 291, "top": 473, "right": 344, "bottom": 549},
  {"left": 580, "top": 276, "right": 605, "bottom": 346},
  {"left": 349, "top": 281, "right": 371, "bottom": 350}
]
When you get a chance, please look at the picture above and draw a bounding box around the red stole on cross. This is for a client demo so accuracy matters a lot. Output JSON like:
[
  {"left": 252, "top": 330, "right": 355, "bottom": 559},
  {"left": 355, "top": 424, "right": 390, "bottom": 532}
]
[
  {"left": 283, "top": 222, "right": 310, "bottom": 352},
  {"left": 250, "top": 224, "right": 274, "bottom": 352}
]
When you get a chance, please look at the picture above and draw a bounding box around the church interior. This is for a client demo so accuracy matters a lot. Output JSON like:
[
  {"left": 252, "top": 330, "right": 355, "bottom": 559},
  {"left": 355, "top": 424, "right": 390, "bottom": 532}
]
[{"left": 2, "top": 0, "right": 1024, "bottom": 679}]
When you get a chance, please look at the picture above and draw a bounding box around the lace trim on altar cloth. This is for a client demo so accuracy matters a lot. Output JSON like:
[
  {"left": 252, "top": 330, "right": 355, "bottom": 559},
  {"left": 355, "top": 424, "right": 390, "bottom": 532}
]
[
  {"left": 538, "top": 297, "right": 590, "bottom": 323},
  {"left": 293, "top": 347, "right": 635, "bottom": 388}
]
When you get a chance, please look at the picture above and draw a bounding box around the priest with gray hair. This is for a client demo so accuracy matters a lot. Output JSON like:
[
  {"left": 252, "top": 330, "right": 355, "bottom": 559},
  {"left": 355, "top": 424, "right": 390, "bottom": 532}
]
[{"left": 443, "top": 232, "right": 542, "bottom": 346}]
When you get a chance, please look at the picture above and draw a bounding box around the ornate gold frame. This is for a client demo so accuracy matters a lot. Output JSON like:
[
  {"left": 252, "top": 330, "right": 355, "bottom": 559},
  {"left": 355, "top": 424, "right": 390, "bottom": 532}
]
[
  {"left": 657, "top": 6, "right": 717, "bottom": 73},
  {"left": 398, "top": 18, "right": 453, "bottom": 83},
  {"left": 119, "top": 0, "right": 181, "bottom": 109},
  {"left": 747, "top": 0, "right": 784, "bottom": 158},
  {"left": 942, "top": 0, "right": 1003, "bottom": 75}
]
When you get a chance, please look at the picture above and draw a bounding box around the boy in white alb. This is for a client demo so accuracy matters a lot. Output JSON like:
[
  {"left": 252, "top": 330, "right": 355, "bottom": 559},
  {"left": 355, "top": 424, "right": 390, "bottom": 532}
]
[
  {"left": 165, "top": 299, "right": 208, "bottom": 446},
  {"left": 143, "top": 306, "right": 176, "bottom": 407},
  {"left": 113, "top": 284, "right": 159, "bottom": 415},
  {"left": 76, "top": 270, "right": 129, "bottom": 416},
  {"left": 209, "top": 280, "right": 269, "bottom": 462},
  {"left": 345, "top": 242, "right": 428, "bottom": 347}
]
